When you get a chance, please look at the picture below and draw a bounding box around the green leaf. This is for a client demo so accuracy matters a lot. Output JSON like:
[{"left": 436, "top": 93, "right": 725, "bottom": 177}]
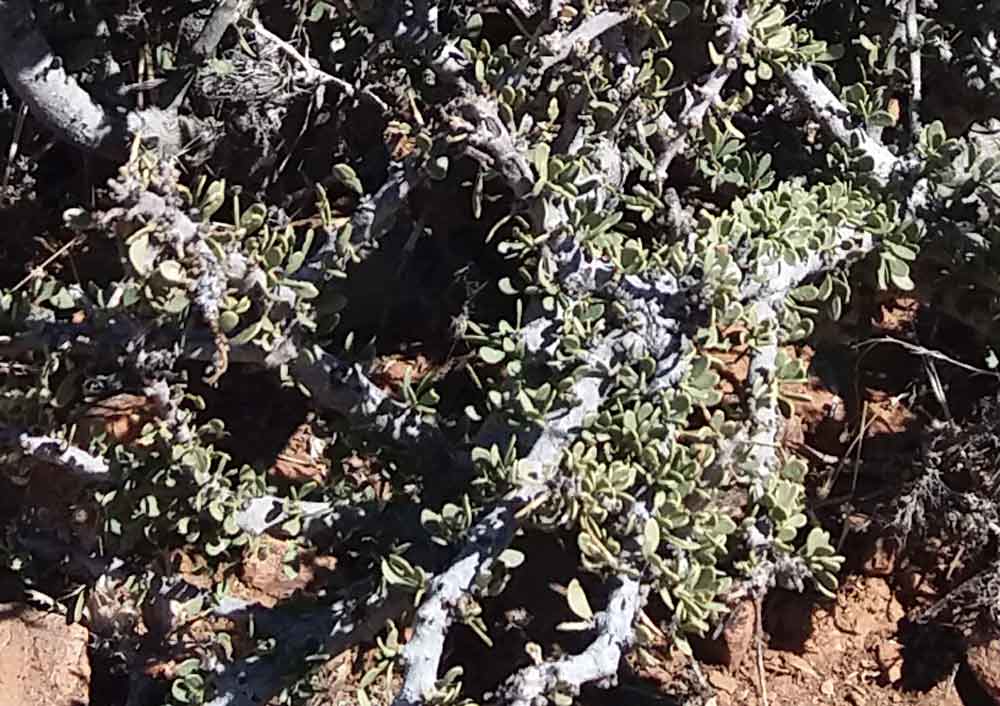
[
  {"left": 668, "top": 2, "right": 691, "bottom": 23},
  {"left": 72, "top": 589, "right": 87, "bottom": 623},
  {"left": 868, "top": 110, "right": 896, "bottom": 128},
  {"left": 49, "top": 287, "right": 75, "bottom": 309},
  {"left": 675, "top": 634, "right": 693, "bottom": 656},
  {"left": 171, "top": 679, "right": 192, "bottom": 703},
  {"left": 805, "top": 526, "right": 828, "bottom": 556},
  {"left": 231, "top": 317, "right": 265, "bottom": 345},
  {"left": 765, "top": 27, "right": 793, "bottom": 51},
  {"left": 890, "top": 268, "right": 915, "bottom": 291},
  {"left": 886, "top": 240, "right": 917, "bottom": 261},
  {"left": 814, "top": 569, "right": 838, "bottom": 598},
  {"left": 707, "top": 40, "right": 724, "bottom": 66},
  {"left": 643, "top": 518, "right": 661, "bottom": 556},
  {"left": 428, "top": 155, "right": 450, "bottom": 180},
  {"left": 205, "top": 537, "right": 229, "bottom": 556},
  {"left": 284, "top": 279, "right": 320, "bottom": 299},
  {"left": 128, "top": 233, "right": 156, "bottom": 275},
  {"left": 592, "top": 101, "right": 618, "bottom": 128},
  {"left": 176, "top": 659, "right": 201, "bottom": 677},
  {"left": 309, "top": 1, "right": 331, "bottom": 22},
  {"left": 157, "top": 260, "right": 186, "bottom": 284},
  {"left": 756, "top": 6, "right": 785, "bottom": 30},
  {"left": 332, "top": 164, "right": 363, "bottom": 194},
  {"left": 498, "top": 549, "right": 525, "bottom": 568},
  {"left": 479, "top": 346, "right": 505, "bottom": 364},
  {"left": 240, "top": 203, "right": 268, "bottom": 235},
  {"left": 532, "top": 143, "right": 550, "bottom": 183},
  {"left": 654, "top": 57, "right": 674, "bottom": 82},
  {"left": 200, "top": 179, "right": 227, "bottom": 219},
  {"left": 219, "top": 310, "right": 240, "bottom": 333},
  {"left": 547, "top": 97, "right": 560, "bottom": 122},
  {"left": 566, "top": 578, "right": 593, "bottom": 621}
]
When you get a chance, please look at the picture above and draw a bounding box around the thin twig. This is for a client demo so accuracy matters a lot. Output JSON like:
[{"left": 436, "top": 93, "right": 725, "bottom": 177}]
[
  {"left": 853, "top": 336, "right": 1000, "bottom": 378},
  {"left": 904, "top": 0, "right": 922, "bottom": 137},
  {"left": 10, "top": 234, "right": 85, "bottom": 294},
  {"left": 922, "top": 356, "right": 950, "bottom": 420},
  {"left": 818, "top": 399, "right": 879, "bottom": 502},
  {"left": 851, "top": 401, "right": 868, "bottom": 499},
  {"left": 754, "top": 596, "right": 769, "bottom": 706},
  {"left": 244, "top": 15, "right": 355, "bottom": 95},
  {"left": 1, "top": 101, "right": 27, "bottom": 195}
]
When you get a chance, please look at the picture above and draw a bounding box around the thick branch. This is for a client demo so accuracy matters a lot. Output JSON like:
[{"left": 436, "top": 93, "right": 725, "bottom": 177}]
[
  {"left": 190, "top": 0, "right": 250, "bottom": 63},
  {"left": 539, "top": 11, "right": 630, "bottom": 72},
  {"left": 495, "top": 576, "right": 642, "bottom": 705},
  {"left": 739, "top": 225, "right": 874, "bottom": 304},
  {"left": 297, "top": 161, "right": 423, "bottom": 283},
  {"left": 782, "top": 65, "right": 899, "bottom": 185},
  {"left": 904, "top": 0, "right": 922, "bottom": 136},
  {"left": 2, "top": 320, "right": 451, "bottom": 463},
  {"left": 737, "top": 221, "right": 874, "bottom": 499},
  {"left": 0, "top": 426, "right": 111, "bottom": 481},
  {"left": 446, "top": 95, "right": 534, "bottom": 197},
  {"left": 235, "top": 496, "right": 374, "bottom": 539},
  {"left": 16, "top": 532, "right": 120, "bottom": 579},
  {"left": 206, "top": 582, "right": 410, "bottom": 706},
  {"left": 290, "top": 344, "right": 453, "bottom": 460},
  {"left": 0, "top": 0, "right": 184, "bottom": 158},
  {"left": 742, "top": 299, "right": 782, "bottom": 501},
  {"left": 392, "top": 339, "right": 615, "bottom": 706}
]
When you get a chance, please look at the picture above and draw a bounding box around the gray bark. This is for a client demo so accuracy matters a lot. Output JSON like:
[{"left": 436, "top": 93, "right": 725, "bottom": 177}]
[{"left": 0, "top": 0, "right": 185, "bottom": 159}]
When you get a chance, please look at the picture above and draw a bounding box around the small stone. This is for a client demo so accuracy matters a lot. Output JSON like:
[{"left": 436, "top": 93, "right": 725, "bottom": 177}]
[
  {"left": 707, "top": 669, "right": 739, "bottom": 694},
  {"left": 874, "top": 638, "right": 904, "bottom": 684},
  {"left": 692, "top": 598, "right": 756, "bottom": 671},
  {"left": 267, "top": 422, "right": 330, "bottom": 484},
  {"left": 238, "top": 535, "right": 318, "bottom": 606},
  {"left": 967, "top": 640, "right": 1000, "bottom": 704}
]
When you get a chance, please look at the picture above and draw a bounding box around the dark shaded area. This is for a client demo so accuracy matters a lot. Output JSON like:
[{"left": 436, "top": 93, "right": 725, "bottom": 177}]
[
  {"left": 956, "top": 661, "right": 997, "bottom": 706},
  {"left": 898, "top": 622, "right": 966, "bottom": 691},
  {"left": 187, "top": 364, "right": 309, "bottom": 468},
  {"left": 87, "top": 647, "right": 134, "bottom": 706}
]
